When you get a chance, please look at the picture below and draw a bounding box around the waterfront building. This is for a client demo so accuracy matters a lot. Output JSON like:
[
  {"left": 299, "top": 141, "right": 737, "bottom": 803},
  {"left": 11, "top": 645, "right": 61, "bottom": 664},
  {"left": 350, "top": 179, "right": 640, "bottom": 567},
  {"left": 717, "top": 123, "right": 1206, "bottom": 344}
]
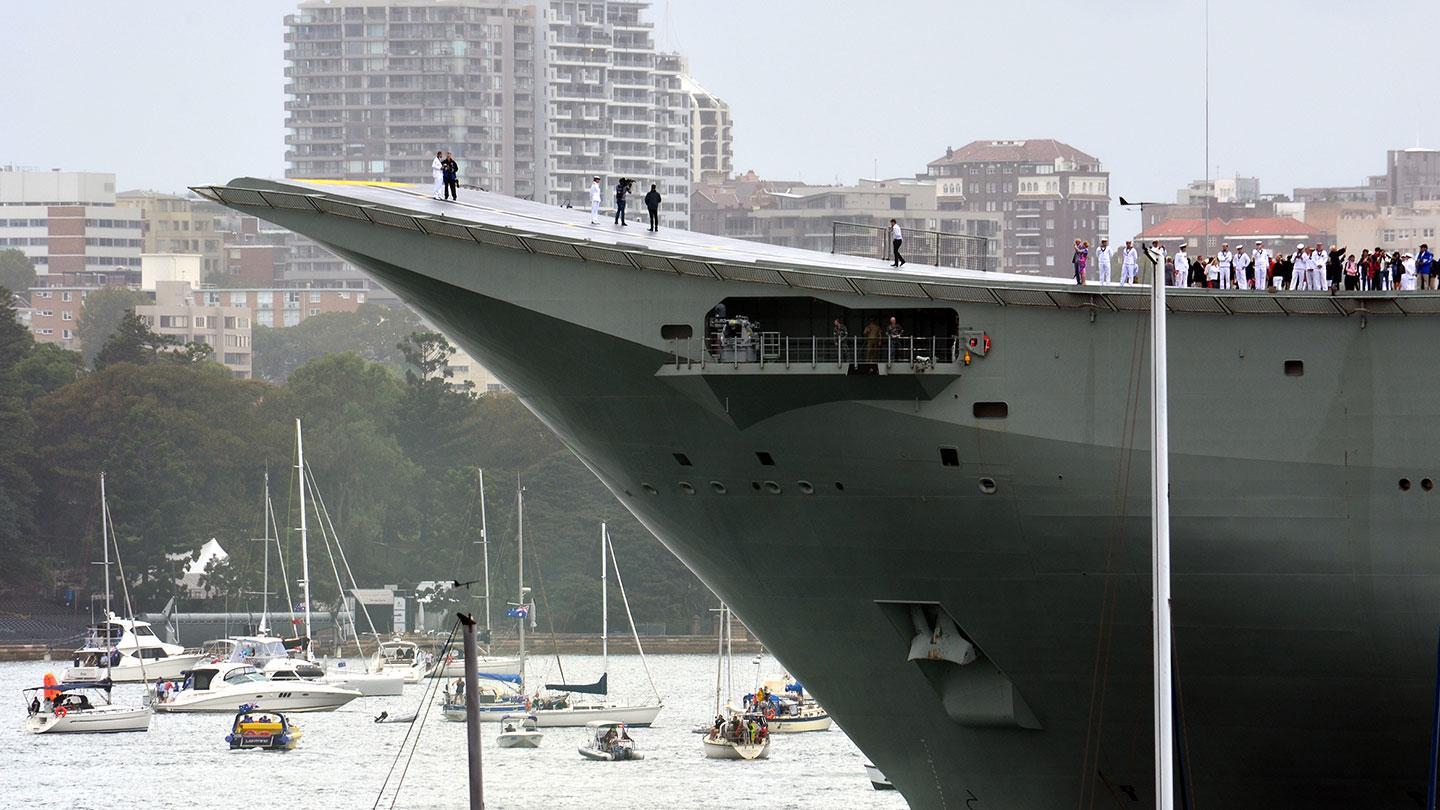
[
  {"left": 926, "top": 139, "right": 1109, "bottom": 277},
  {"left": 196, "top": 285, "right": 365, "bottom": 328},
  {"left": 1135, "top": 215, "right": 1326, "bottom": 257},
  {"left": 679, "top": 70, "right": 733, "bottom": 184},
  {"left": 1387, "top": 148, "right": 1440, "bottom": 208},
  {"left": 141, "top": 254, "right": 204, "bottom": 291},
  {"left": 117, "top": 190, "right": 225, "bottom": 279},
  {"left": 1337, "top": 202, "right": 1440, "bottom": 253},
  {"left": 1176, "top": 175, "right": 1261, "bottom": 205},
  {"left": 24, "top": 286, "right": 95, "bottom": 351},
  {"left": 0, "top": 168, "right": 143, "bottom": 281}
]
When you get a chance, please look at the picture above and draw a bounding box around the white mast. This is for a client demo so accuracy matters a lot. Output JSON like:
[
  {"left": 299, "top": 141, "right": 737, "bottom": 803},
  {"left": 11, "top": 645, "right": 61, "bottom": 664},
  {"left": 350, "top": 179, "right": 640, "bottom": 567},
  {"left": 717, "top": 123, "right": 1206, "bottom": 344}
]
[
  {"left": 1152, "top": 203, "right": 1175, "bottom": 808},
  {"left": 296, "top": 419, "right": 313, "bottom": 646},
  {"left": 713, "top": 603, "right": 725, "bottom": 717},
  {"left": 516, "top": 482, "right": 526, "bottom": 696},
  {"left": 99, "top": 472, "right": 112, "bottom": 618},
  {"left": 478, "top": 468, "right": 491, "bottom": 635},
  {"left": 601, "top": 522, "right": 609, "bottom": 680},
  {"left": 259, "top": 471, "right": 272, "bottom": 635}
]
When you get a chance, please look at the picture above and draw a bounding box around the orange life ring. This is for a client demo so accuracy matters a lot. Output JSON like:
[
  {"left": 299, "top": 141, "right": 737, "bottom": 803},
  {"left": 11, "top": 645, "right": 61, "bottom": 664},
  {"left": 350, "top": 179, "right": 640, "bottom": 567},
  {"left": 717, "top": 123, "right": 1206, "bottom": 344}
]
[
  {"left": 53, "top": 706, "right": 68, "bottom": 718},
  {"left": 764, "top": 708, "right": 775, "bottom": 720}
]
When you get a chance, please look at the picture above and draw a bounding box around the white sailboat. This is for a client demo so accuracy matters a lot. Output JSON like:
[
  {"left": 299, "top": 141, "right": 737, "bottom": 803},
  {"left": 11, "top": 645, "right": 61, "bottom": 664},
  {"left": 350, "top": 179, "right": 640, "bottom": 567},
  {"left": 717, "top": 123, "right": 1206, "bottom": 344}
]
[
  {"left": 65, "top": 473, "right": 204, "bottom": 684},
  {"left": 530, "top": 522, "right": 664, "bottom": 728},
  {"left": 24, "top": 678, "right": 150, "bottom": 734},
  {"left": 701, "top": 603, "right": 771, "bottom": 760}
]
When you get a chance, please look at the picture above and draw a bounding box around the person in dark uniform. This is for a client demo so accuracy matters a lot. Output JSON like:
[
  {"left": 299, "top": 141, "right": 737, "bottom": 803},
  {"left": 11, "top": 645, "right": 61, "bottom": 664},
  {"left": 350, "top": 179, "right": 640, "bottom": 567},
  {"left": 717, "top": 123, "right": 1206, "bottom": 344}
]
[
  {"left": 441, "top": 152, "right": 459, "bottom": 201},
  {"left": 614, "top": 178, "right": 632, "bottom": 226},
  {"left": 644, "top": 184, "right": 662, "bottom": 232}
]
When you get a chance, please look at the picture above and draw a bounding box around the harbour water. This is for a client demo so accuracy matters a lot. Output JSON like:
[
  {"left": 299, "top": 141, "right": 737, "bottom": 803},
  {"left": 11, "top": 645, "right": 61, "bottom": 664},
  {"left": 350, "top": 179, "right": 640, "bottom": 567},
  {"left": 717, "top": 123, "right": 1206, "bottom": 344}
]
[{"left": 1, "top": 653, "right": 906, "bottom": 809}]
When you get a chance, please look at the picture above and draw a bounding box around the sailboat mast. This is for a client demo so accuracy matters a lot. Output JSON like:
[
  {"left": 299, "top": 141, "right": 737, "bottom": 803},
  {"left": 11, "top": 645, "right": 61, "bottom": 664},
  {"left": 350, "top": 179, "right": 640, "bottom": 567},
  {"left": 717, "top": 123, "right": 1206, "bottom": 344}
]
[
  {"left": 601, "top": 522, "right": 609, "bottom": 678},
  {"left": 99, "top": 472, "right": 111, "bottom": 617},
  {"left": 478, "top": 468, "right": 491, "bottom": 634},
  {"left": 296, "top": 419, "right": 313, "bottom": 645},
  {"left": 517, "top": 482, "right": 526, "bottom": 696},
  {"left": 260, "top": 471, "right": 272, "bottom": 635},
  {"left": 714, "top": 603, "right": 724, "bottom": 717}
]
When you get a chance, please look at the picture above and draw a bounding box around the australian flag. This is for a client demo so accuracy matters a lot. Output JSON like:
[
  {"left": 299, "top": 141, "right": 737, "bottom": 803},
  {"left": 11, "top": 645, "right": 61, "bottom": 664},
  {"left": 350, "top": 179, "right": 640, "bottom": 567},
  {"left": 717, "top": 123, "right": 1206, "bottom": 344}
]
[{"left": 505, "top": 604, "right": 530, "bottom": 619}]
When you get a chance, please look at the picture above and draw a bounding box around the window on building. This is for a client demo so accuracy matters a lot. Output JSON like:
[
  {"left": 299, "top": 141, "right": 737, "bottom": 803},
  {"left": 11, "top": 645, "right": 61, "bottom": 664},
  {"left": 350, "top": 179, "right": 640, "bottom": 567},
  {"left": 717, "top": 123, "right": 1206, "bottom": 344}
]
[
  {"left": 193, "top": 316, "right": 205, "bottom": 328},
  {"left": 230, "top": 292, "right": 247, "bottom": 307},
  {"left": 61, "top": 291, "right": 72, "bottom": 302},
  {"left": 283, "top": 310, "right": 300, "bottom": 327},
  {"left": 310, "top": 308, "right": 320, "bottom": 316},
  {"left": 256, "top": 310, "right": 273, "bottom": 328},
  {"left": 62, "top": 329, "right": 73, "bottom": 339},
  {"left": 309, "top": 291, "right": 322, "bottom": 303},
  {"left": 1045, "top": 219, "right": 1054, "bottom": 230},
  {"left": 61, "top": 311, "right": 73, "bottom": 321}
]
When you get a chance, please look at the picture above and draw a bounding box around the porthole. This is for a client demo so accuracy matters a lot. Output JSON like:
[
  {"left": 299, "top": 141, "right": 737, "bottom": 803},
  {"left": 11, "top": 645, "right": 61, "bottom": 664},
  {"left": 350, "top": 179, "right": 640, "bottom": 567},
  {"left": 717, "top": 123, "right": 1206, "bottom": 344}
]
[
  {"left": 641, "top": 482, "right": 658, "bottom": 495},
  {"left": 1424, "top": 478, "right": 1435, "bottom": 492},
  {"left": 751, "top": 481, "right": 761, "bottom": 491},
  {"left": 1284, "top": 360, "right": 1304, "bottom": 377},
  {"left": 763, "top": 481, "right": 781, "bottom": 494},
  {"left": 1399, "top": 478, "right": 1412, "bottom": 492},
  {"left": 710, "top": 481, "right": 727, "bottom": 494},
  {"left": 678, "top": 482, "right": 695, "bottom": 495},
  {"left": 797, "top": 481, "right": 815, "bottom": 495},
  {"left": 979, "top": 477, "right": 998, "bottom": 494},
  {"left": 834, "top": 481, "right": 845, "bottom": 491}
]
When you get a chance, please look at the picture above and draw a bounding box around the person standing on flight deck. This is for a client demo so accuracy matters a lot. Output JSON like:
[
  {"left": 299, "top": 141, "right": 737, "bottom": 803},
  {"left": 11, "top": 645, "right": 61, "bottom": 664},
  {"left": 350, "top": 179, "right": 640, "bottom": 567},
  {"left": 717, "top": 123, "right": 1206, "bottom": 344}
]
[
  {"left": 614, "top": 178, "right": 631, "bottom": 226},
  {"left": 1143, "top": 240, "right": 1166, "bottom": 286},
  {"left": 1217, "top": 242, "right": 1233, "bottom": 290},
  {"left": 644, "top": 184, "right": 662, "bottom": 232},
  {"left": 432, "top": 151, "right": 445, "bottom": 200},
  {"left": 1171, "top": 242, "right": 1189, "bottom": 287},
  {"left": 1094, "top": 238, "right": 1113, "bottom": 284},
  {"left": 1251, "top": 241, "right": 1270, "bottom": 291},
  {"left": 1233, "top": 243, "right": 1251, "bottom": 289},
  {"left": 1119, "top": 240, "right": 1139, "bottom": 285},
  {"left": 890, "top": 219, "right": 906, "bottom": 267},
  {"left": 442, "top": 152, "right": 459, "bottom": 201},
  {"left": 589, "top": 176, "right": 602, "bottom": 224}
]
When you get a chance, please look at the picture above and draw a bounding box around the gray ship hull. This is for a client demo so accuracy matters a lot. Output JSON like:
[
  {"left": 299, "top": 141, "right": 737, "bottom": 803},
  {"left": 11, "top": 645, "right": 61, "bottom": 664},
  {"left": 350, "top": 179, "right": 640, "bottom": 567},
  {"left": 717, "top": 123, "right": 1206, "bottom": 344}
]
[{"left": 203, "top": 179, "right": 1440, "bottom": 808}]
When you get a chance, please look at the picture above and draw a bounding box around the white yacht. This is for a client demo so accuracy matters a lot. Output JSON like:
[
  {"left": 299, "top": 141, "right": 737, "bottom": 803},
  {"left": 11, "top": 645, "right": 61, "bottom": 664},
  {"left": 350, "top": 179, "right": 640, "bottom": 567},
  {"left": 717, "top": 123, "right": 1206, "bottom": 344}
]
[
  {"left": 24, "top": 678, "right": 151, "bottom": 734},
  {"left": 152, "top": 662, "right": 361, "bottom": 713},
  {"left": 701, "top": 712, "right": 771, "bottom": 760},
  {"left": 370, "top": 638, "right": 431, "bottom": 684},
  {"left": 440, "top": 676, "right": 525, "bottom": 723},
  {"left": 65, "top": 614, "right": 206, "bottom": 684}
]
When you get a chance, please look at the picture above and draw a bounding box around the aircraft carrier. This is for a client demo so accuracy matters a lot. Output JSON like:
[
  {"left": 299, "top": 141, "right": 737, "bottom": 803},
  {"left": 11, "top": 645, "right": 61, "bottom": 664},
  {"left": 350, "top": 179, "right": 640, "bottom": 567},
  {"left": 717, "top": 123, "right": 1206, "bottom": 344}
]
[{"left": 200, "top": 177, "right": 1440, "bottom": 809}]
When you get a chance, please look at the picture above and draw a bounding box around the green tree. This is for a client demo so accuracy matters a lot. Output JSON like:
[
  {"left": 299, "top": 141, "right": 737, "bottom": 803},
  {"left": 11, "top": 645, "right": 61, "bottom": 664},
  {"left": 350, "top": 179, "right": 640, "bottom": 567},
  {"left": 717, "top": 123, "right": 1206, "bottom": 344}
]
[
  {"left": 0, "top": 286, "right": 39, "bottom": 584},
  {"left": 13, "top": 343, "right": 85, "bottom": 403},
  {"left": 252, "top": 304, "right": 421, "bottom": 382},
  {"left": 78, "top": 287, "right": 149, "bottom": 366},
  {"left": 0, "top": 250, "right": 36, "bottom": 292},
  {"left": 92, "top": 312, "right": 215, "bottom": 370}
]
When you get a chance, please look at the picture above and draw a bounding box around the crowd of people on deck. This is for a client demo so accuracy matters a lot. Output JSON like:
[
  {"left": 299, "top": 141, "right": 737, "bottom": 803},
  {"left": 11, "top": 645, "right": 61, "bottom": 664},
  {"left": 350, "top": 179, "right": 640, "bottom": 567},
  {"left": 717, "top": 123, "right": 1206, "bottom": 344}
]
[
  {"left": 708, "top": 712, "right": 770, "bottom": 745},
  {"left": 1066, "top": 238, "right": 1436, "bottom": 291}
]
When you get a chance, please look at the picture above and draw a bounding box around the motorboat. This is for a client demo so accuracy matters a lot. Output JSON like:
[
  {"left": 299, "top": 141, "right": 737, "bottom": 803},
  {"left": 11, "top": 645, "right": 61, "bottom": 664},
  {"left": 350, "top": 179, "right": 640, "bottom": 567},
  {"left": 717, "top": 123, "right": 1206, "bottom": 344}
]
[
  {"left": 701, "top": 712, "right": 771, "bottom": 760},
  {"left": 24, "top": 675, "right": 151, "bottom": 734},
  {"left": 370, "top": 638, "right": 431, "bottom": 684},
  {"left": 227, "top": 704, "right": 302, "bottom": 750},
  {"left": 153, "top": 662, "right": 361, "bottom": 713},
  {"left": 65, "top": 615, "right": 207, "bottom": 683},
  {"left": 496, "top": 713, "right": 543, "bottom": 748},
  {"left": 864, "top": 761, "right": 895, "bottom": 790},
  {"left": 578, "top": 720, "right": 643, "bottom": 761},
  {"left": 440, "top": 676, "right": 525, "bottom": 722}
]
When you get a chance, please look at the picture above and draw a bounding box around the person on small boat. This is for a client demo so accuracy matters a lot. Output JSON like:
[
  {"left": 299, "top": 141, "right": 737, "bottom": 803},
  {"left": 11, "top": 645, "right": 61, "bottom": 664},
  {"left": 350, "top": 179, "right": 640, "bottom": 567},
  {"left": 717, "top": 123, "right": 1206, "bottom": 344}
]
[
  {"left": 503, "top": 721, "right": 517, "bottom": 733},
  {"left": 28, "top": 696, "right": 40, "bottom": 714}
]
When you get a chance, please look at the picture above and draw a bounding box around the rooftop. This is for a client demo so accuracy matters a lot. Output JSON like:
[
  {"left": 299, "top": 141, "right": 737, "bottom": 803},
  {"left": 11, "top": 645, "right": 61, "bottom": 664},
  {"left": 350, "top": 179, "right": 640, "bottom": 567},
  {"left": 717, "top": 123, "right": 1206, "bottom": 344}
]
[
  {"left": 1140, "top": 217, "right": 1320, "bottom": 239},
  {"left": 928, "top": 139, "right": 1100, "bottom": 168}
]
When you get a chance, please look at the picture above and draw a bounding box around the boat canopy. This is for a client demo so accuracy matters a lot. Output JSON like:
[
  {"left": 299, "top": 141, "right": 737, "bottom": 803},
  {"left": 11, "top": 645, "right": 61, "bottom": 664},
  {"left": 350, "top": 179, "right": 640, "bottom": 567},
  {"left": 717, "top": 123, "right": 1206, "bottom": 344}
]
[
  {"left": 544, "top": 672, "right": 606, "bottom": 695},
  {"left": 24, "top": 680, "right": 112, "bottom": 693}
]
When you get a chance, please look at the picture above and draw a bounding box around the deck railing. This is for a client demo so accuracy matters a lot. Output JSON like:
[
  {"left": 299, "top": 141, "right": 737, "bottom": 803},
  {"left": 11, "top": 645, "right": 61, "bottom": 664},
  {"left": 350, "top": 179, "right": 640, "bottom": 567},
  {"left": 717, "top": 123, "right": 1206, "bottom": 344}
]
[{"left": 669, "top": 334, "right": 960, "bottom": 370}]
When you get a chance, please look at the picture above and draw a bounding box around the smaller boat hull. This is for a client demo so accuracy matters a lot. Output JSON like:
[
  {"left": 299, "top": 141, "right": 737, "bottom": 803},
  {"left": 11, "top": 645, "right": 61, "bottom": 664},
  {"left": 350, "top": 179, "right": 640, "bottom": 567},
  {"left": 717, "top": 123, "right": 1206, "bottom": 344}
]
[
  {"left": 441, "top": 702, "right": 527, "bottom": 723},
  {"left": 26, "top": 706, "right": 152, "bottom": 734},
  {"left": 578, "top": 746, "right": 644, "bottom": 761},
  {"left": 767, "top": 713, "right": 832, "bottom": 733},
  {"left": 701, "top": 736, "right": 770, "bottom": 760},
  {"left": 864, "top": 762, "right": 894, "bottom": 790},
  {"left": 497, "top": 731, "right": 544, "bottom": 748},
  {"left": 533, "top": 703, "right": 662, "bottom": 728},
  {"left": 156, "top": 687, "right": 361, "bottom": 713}
]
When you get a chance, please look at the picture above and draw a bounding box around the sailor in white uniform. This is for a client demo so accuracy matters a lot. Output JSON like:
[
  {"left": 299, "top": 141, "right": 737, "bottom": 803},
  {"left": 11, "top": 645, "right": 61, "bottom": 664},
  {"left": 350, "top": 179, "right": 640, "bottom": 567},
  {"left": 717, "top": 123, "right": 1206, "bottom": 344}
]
[
  {"left": 1172, "top": 243, "right": 1189, "bottom": 287},
  {"left": 1232, "top": 245, "right": 1251, "bottom": 290},
  {"left": 1290, "top": 244, "right": 1310, "bottom": 290},
  {"left": 1216, "top": 243, "right": 1233, "bottom": 290},
  {"left": 432, "top": 152, "right": 445, "bottom": 200},
  {"left": 1251, "top": 242, "right": 1270, "bottom": 290},
  {"left": 1120, "top": 240, "right": 1139, "bottom": 285},
  {"left": 1143, "top": 240, "right": 1166, "bottom": 287},
  {"left": 589, "top": 176, "right": 602, "bottom": 224},
  {"left": 1094, "top": 238, "right": 1113, "bottom": 284},
  {"left": 1312, "top": 243, "right": 1328, "bottom": 291}
]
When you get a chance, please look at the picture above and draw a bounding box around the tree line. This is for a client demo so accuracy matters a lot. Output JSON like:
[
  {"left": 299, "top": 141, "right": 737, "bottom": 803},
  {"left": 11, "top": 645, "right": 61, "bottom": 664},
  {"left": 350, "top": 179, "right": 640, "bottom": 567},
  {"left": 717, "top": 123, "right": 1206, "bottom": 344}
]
[{"left": 0, "top": 286, "right": 714, "bottom": 634}]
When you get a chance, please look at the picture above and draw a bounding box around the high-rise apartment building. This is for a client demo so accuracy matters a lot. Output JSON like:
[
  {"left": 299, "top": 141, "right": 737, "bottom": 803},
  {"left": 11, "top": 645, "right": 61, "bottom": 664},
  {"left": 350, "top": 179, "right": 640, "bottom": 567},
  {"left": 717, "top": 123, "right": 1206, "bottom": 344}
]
[
  {"left": 284, "top": 0, "right": 705, "bottom": 231},
  {"left": 926, "top": 140, "right": 1109, "bottom": 277},
  {"left": 679, "top": 71, "right": 732, "bottom": 183},
  {"left": 0, "top": 168, "right": 143, "bottom": 282},
  {"left": 1387, "top": 148, "right": 1440, "bottom": 207}
]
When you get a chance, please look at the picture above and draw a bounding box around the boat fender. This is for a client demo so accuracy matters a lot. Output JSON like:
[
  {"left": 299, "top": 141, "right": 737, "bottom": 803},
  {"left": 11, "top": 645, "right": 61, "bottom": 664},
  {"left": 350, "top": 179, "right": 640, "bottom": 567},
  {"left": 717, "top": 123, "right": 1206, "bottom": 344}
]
[{"left": 53, "top": 706, "right": 68, "bottom": 718}]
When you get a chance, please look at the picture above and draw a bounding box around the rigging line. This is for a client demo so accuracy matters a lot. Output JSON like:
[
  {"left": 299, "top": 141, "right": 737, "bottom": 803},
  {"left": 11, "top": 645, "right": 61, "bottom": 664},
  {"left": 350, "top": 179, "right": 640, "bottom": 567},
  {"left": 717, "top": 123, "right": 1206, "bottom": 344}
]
[
  {"left": 527, "top": 523, "right": 567, "bottom": 686},
  {"left": 306, "top": 469, "right": 362, "bottom": 660},
  {"left": 606, "top": 530, "right": 662, "bottom": 704},
  {"left": 305, "top": 462, "right": 382, "bottom": 657},
  {"left": 1078, "top": 307, "right": 1151, "bottom": 810},
  {"left": 266, "top": 482, "right": 296, "bottom": 635},
  {"left": 372, "top": 618, "right": 459, "bottom": 810}
]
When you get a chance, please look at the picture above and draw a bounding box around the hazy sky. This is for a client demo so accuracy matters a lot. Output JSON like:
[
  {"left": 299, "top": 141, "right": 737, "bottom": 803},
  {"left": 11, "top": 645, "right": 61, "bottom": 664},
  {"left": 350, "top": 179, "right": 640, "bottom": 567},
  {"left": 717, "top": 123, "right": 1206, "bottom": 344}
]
[{"left": 1, "top": 0, "right": 1435, "bottom": 238}]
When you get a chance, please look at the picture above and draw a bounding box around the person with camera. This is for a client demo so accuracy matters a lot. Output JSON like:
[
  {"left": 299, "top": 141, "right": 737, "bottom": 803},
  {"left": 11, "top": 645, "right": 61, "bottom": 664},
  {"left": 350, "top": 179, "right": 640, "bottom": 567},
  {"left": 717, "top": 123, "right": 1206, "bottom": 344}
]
[{"left": 614, "top": 178, "right": 632, "bottom": 226}]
